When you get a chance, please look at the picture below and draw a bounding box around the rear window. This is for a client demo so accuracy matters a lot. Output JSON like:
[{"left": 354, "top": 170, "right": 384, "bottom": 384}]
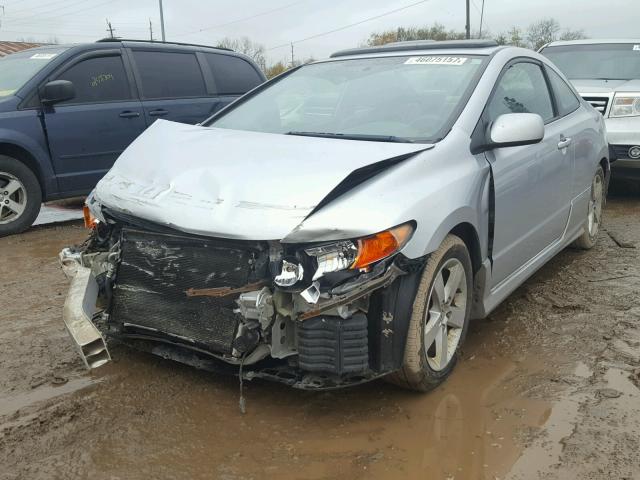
[
  {"left": 204, "top": 53, "right": 263, "bottom": 95},
  {"left": 132, "top": 51, "right": 206, "bottom": 99},
  {"left": 545, "top": 67, "right": 580, "bottom": 116}
]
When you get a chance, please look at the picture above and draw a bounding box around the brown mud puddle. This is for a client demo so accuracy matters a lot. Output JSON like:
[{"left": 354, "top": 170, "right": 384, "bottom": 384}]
[{"left": 2, "top": 193, "right": 640, "bottom": 480}]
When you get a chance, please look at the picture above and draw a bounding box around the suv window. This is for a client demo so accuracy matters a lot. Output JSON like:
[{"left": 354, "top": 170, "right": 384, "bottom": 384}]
[
  {"left": 546, "top": 67, "right": 580, "bottom": 116},
  {"left": 204, "top": 53, "right": 262, "bottom": 95},
  {"left": 488, "top": 62, "right": 554, "bottom": 122},
  {"left": 56, "top": 55, "right": 131, "bottom": 104},
  {"left": 132, "top": 51, "right": 206, "bottom": 99}
]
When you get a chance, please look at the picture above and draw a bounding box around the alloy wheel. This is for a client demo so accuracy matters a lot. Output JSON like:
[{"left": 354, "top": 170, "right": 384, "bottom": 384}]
[
  {"left": 423, "top": 258, "right": 467, "bottom": 371},
  {"left": 588, "top": 172, "right": 603, "bottom": 237},
  {"left": 0, "top": 171, "right": 28, "bottom": 225}
]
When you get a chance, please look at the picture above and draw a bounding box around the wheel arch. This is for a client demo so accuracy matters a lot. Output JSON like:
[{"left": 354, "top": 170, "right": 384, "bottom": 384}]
[
  {"left": 449, "top": 222, "right": 482, "bottom": 274},
  {"left": 0, "top": 142, "right": 46, "bottom": 197}
]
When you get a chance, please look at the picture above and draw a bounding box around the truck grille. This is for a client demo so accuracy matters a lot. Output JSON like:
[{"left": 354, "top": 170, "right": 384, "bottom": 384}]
[
  {"left": 110, "top": 228, "right": 268, "bottom": 355},
  {"left": 581, "top": 96, "right": 609, "bottom": 115}
]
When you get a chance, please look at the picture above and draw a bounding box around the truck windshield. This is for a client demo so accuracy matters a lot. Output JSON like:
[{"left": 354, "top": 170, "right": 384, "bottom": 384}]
[
  {"left": 541, "top": 43, "right": 640, "bottom": 81},
  {"left": 0, "top": 48, "right": 68, "bottom": 98},
  {"left": 207, "top": 55, "right": 486, "bottom": 143}
]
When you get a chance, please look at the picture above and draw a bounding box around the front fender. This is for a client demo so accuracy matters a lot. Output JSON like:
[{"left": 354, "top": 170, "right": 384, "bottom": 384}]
[{"left": 0, "top": 111, "right": 57, "bottom": 197}]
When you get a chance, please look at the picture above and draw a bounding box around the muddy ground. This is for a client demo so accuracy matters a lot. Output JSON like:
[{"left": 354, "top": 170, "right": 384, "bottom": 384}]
[{"left": 1, "top": 191, "right": 639, "bottom": 480}]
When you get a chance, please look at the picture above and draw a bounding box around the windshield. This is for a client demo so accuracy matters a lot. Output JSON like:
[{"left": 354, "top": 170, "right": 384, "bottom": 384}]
[
  {"left": 0, "top": 48, "right": 68, "bottom": 98},
  {"left": 541, "top": 43, "right": 640, "bottom": 81},
  {"left": 208, "top": 55, "right": 486, "bottom": 142}
]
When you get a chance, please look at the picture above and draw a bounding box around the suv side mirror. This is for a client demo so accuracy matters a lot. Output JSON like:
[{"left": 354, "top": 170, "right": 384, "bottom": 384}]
[
  {"left": 488, "top": 113, "right": 544, "bottom": 148},
  {"left": 40, "top": 80, "right": 75, "bottom": 105}
]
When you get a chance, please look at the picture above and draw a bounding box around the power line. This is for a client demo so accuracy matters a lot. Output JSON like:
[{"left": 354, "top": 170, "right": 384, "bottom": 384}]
[
  {"left": 9, "top": 0, "right": 121, "bottom": 25},
  {"left": 7, "top": 0, "right": 89, "bottom": 23},
  {"left": 174, "top": 0, "right": 308, "bottom": 38},
  {"left": 267, "top": 0, "right": 430, "bottom": 51}
]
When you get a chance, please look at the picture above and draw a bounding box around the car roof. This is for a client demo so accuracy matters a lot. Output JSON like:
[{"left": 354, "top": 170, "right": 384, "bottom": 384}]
[
  {"left": 330, "top": 39, "right": 501, "bottom": 59},
  {"left": 545, "top": 39, "right": 640, "bottom": 47}
]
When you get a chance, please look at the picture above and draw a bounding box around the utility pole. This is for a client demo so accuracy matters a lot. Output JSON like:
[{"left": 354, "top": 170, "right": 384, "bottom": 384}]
[
  {"left": 290, "top": 42, "right": 295, "bottom": 67},
  {"left": 149, "top": 18, "right": 154, "bottom": 41},
  {"left": 159, "top": 0, "right": 166, "bottom": 41},
  {"left": 105, "top": 18, "right": 115, "bottom": 39},
  {"left": 465, "top": 0, "right": 470, "bottom": 39},
  {"left": 479, "top": 0, "right": 485, "bottom": 38}
]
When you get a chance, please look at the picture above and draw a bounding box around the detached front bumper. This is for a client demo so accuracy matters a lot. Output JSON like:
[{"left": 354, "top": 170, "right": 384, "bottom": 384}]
[{"left": 62, "top": 265, "right": 111, "bottom": 369}]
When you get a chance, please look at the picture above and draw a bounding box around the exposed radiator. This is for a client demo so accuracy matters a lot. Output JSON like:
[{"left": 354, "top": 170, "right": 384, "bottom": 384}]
[{"left": 110, "top": 228, "right": 268, "bottom": 355}]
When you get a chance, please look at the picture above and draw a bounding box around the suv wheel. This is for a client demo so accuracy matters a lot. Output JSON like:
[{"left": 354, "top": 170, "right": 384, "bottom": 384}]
[
  {"left": 0, "top": 155, "right": 42, "bottom": 237},
  {"left": 386, "top": 234, "right": 472, "bottom": 392},
  {"left": 572, "top": 166, "right": 604, "bottom": 250}
]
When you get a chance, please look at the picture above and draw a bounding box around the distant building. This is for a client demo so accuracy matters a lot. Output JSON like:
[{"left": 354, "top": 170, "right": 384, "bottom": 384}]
[{"left": 0, "top": 41, "right": 43, "bottom": 57}]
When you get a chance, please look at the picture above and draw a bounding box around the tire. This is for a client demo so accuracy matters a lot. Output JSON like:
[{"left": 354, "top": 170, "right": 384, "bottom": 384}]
[
  {"left": 572, "top": 166, "right": 604, "bottom": 250},
  {"left": 386, "top": 234, "right": 473, "bottom": 392},
  {"left": 0, "top": 155, "right": 42, "bottom": 237}
]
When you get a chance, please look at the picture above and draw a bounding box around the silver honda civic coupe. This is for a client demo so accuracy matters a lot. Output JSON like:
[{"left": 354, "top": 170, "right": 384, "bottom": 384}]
[{"left": 60, "top": 40, "right": 608, "bottom": 392}]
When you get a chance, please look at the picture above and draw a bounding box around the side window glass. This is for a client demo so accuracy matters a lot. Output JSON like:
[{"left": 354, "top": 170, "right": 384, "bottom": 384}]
[
  {"left": 205, "top": 53, "right": 263, "bottom": 95},
  {"left": 132, "top": 51, "right": 206, "bottom": 99},
  {"left": 546, "top": 67, "right": 580, "bottom": 116},
  {"left": 56, "top": 55, "right": 130, "bottom": 104},
  {"left": 488, "top": 62, "right": 554, "bottom": 122}
]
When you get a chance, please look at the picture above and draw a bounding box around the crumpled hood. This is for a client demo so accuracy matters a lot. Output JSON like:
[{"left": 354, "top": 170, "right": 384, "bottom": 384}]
[
  {"left": 95, "top": 120, "right": 430, "bottom": 240},
  {"left": 570, "top": 78, "right": 640, "bottom": 94}
]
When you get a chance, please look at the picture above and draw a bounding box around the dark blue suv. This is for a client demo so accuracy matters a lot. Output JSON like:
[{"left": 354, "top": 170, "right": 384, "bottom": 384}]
[{"left": 0, "top": 39, "right": 265, "bottom": 235}]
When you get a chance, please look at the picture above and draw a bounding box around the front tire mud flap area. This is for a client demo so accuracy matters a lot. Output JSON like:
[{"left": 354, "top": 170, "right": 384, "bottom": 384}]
[{"left": 63, "top": 266, "right": 111, "bottom": 369}]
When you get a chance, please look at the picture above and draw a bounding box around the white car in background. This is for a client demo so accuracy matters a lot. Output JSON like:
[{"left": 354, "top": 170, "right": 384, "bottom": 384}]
[{"left": 541, "top": 39, "right": 640, "bottom": 183}]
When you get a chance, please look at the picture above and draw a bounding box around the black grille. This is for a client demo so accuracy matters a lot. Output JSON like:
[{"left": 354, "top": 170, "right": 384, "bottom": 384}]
[
  {"left": 297, "top": 314, "right": 369, "bottom": 375},
  {"left": 111, "top": 228, "right": 268, "bottom": 354},
  {"left": 581, "top": 95, "right": 609, "bottom": 115}
]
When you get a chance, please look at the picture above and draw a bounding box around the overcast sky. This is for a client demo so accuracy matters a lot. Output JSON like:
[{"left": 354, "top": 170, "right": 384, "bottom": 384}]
[{"left": 0, "top": 0, "right": 637, "bottom": 63}]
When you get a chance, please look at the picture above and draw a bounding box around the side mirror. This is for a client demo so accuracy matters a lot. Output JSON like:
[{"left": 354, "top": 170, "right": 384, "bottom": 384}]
[
  {"left": 40, "top": 80, "right": 75, "bottom": 105},
  {"left": 488, "top": 113, "right": 544, "bottom": 148}
]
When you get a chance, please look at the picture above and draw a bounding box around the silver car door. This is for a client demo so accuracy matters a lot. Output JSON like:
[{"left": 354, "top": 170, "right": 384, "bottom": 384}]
[{"left": 484, "top": 61, "right": 574, "bottom": 288}]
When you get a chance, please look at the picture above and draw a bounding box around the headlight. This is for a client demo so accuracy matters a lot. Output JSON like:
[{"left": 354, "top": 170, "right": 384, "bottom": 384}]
[
  {"left": 304, "top": 223, "right": 414, "bottom": 280},
  {"left": 610, "top": 93, "right": 640, "bottom": 118}
]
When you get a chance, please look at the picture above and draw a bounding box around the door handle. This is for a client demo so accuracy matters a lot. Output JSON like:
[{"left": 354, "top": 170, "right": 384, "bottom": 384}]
[
  {"left": 557, "top": 136, "right": 572, "bottom": 150},
  {"left": 148, "top": 109, "right": 169, "bottom": 117},
  {"left": 119, "top": 111, "right": 141, "bottom": 118}
]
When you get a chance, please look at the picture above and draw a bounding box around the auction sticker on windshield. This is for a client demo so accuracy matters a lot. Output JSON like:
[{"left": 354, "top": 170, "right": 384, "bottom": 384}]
[
  {"left": 30, "top": 53, "right": 57, "bottom": 60},
  {"left": 405, "top": 56, "right": 468, "bottom": 65}
]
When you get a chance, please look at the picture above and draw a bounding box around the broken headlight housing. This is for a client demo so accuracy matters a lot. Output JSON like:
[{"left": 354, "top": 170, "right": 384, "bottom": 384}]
[{"left": 304, "top": 223, "right": 414, "bottom": 280}]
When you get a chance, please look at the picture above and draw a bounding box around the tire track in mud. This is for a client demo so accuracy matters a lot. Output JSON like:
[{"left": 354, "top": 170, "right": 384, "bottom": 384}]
[{"left": 1, "top": 194, "right": 639, "bottom": 480}]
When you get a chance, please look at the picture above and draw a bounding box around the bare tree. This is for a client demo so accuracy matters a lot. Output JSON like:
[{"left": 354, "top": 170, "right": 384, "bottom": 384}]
[
  {"left": 526, "top": 18, "right": 561, "bottom": 50},
  {"left": 366, "top": 23, "right": 466, "bottom": 46},
  {"left": 559, "top": 29, "right": 586, "bottom": 41},
  {"left": 217, "top": 36, "right": 266, "bottom": 70}
]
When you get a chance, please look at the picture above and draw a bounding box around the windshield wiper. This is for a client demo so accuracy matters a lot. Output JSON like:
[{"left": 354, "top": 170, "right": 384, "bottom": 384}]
[{"left": 286, "top": 131, "right": 414, "bottom": 143}]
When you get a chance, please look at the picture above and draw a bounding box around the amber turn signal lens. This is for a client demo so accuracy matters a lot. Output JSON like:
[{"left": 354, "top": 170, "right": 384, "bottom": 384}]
[
  {"left": 83, "top": 205, "right": 98, "bottom": 229},
  {"left": 352, "top": 223, "right": 414, "bottom": 269}
]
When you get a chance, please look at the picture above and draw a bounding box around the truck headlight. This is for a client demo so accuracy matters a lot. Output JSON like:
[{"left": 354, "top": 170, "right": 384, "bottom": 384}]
[
  {"left": 611, "top": 93, "right": 640, "bottom": 118},
  {"left": 304, "top": 223, "right": 414, "bottom": 280}
]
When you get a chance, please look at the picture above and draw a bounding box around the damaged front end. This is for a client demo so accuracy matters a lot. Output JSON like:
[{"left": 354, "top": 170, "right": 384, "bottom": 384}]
[{"left": 60, "top": 212, "right": 423, "bottom": 390}]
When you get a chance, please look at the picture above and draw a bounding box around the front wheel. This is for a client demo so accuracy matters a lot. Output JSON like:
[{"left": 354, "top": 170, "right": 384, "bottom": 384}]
[
  {"left": 572, "top": 166, "right": 604, "bottom": 250},
  {"left": 0, "top": 155, "right": 42, "bottom": 237},
  {"left": 386, "top": 234, "right": 473, "bottom": 392}
]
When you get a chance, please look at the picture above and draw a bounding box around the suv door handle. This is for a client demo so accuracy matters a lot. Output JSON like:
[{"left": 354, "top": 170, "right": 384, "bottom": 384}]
[
  {"left": 119, "top": 111, "right": 141, "bottom": 118},
  {"left": 148, "top": 109, "right": 169, "bottom": 117},
  {"left": 557, "top": 136, "right": 572, "bottom": 150}
]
